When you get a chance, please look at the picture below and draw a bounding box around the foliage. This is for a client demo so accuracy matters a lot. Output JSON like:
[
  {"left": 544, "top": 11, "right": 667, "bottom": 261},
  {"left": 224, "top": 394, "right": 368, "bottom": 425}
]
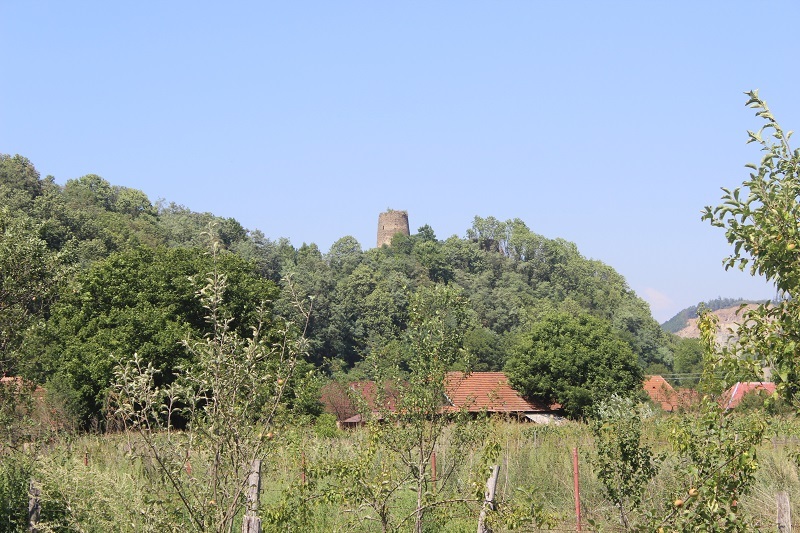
[
  {"left": 591, "top": 395, "right": 660, "bottom": 530},
  {"left": 255, "top": 213, "right": 672, "bottom": 372},
  {"left": 276, "top": 243, "right": 337, "bottom": 367},
  {"left": 7, "top": 137, "right": 792, "bottom": 532},
  {"left": 2, "top": 148, "right": 674, "bottom": 383},
  {"left": 506, "top": 311, "right": 643, "bottom": 419},
  {"left": 0, "top": 208, "right": 66, "bottom": 373},
  {"left": 111, "top": 243, "right": 310, "bottom": 532},
  {"left": 377, "top": 284, "right": 478, "bottom": 533},
  {"left": 652, "top": 398, "right": 765, "bottom": 532},
  {"left": 328, "top": 284, "right": 484, "bottom": 533},
  {"left": 0, "top": 379, "right": 38, "bottom": 533},
  {"left": 0, "top": 453, "right": 32, "bottom": 533},
  {"left": 627, "top": 93, "right": 790, "bottom": 532},
  {"left": 1, "top": 410, "right": 798, "bottom": 531},
  {"left": 671, "top": 337, "right": 704, "bottom": 388},
  {"left": 463, "top": 327, "right": 506, "bottom": 371},
  {"left": 313, "top": 413, "right": 339, "bottom": 439},
  {"left": 60, "top": 174, "right": 164, "bottom": 259},
  {"left": 638, "top": 300, "right": 768, "bottom": 532},
  {"left": 734, "top": 387, "right": 790, "bottom": 414},
  {"left": 702, "top": 91, "right": 800, "bottom": 401},
  {"left": 326, "top": 235, "right": 363, "bottom": 277},
  {"left": 19, "top": 244, "right": 276, "bottom": 424},
  {"left": 483, "top": 485, "right": 557, "bottom": 531},
  {"left": 0, "top": 154, "right": 44, "bottom": 208},
  {"left": 157, "top": 202, "right": 246, "bottom": 250},
  {"left": 230, "top": 231, "right": 290, "bottom": 283},
  {"left": 0, "top": 376, "right": 80, "bottom": 532}
]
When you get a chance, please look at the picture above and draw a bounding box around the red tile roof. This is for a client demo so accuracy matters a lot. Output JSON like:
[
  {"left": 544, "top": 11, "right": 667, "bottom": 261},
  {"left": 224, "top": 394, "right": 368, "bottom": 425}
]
[
  {"left": 0, "top": 375, "right": 45, "bottom": 398},
  {"left": 320, "top": 380, "right": 402, "bottom": 421},
  {"left": 643, "top": 375, "right": 677, "bottom": 411},
  {"left": 347, "top": 380, "right": 401, "bottom": 412},
  {"left": 642, "top": 376, "right": 700, "bottom": 411},
  {"left": 642, "top": 375, "right": 698, "bottom": 412},
  {"left": 444, "top": 372, "right": 554, "bottom": 413},
  {"left": 721, "top": 382, "right": 776, "bottom": 409}
]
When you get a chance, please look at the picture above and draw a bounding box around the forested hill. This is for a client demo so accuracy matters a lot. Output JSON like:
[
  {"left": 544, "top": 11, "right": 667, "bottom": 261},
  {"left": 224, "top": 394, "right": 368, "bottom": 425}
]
[{"left": 1, "top": 153, "right": 678, "bottom": 422}]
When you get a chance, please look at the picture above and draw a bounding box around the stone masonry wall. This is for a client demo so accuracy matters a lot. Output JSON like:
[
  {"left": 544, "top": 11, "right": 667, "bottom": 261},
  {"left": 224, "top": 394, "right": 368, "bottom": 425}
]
[{"left": 377, "top": 210, "right": 410, "bottom": 247}]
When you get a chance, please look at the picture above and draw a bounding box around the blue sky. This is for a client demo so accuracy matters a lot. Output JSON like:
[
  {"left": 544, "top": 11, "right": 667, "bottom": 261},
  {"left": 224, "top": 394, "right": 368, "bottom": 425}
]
[{"left": 2, "top": 2, "right": 799, "bottom": 323}]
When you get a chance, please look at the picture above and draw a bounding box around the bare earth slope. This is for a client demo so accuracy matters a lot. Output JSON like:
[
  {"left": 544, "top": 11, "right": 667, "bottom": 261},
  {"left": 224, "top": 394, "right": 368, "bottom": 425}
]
[{"left": 675, "top": 304, "right": 762, "bottom": 345}]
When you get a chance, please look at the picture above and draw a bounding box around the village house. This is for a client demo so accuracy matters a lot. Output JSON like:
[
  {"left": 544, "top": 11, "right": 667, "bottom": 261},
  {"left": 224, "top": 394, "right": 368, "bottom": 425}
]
[
  {"left": 320, "top": 380, "right": 403, "bottom": 429},
  {"left": 321, "top": 371, "right": 565, "bottom": 427},
  {"left": 721, "top": 381, "right": 777, "bottom": 409},
  {"left": 642, "top": 375, "right": 699, "bottom": 412},
  {"left": 443, "top": 371, "right": 564, "bottom": 423}
]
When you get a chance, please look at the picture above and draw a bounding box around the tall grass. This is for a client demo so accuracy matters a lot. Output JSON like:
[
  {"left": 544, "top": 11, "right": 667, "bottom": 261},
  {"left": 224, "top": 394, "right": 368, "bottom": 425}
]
[{"left": 6, "top": 411, "right": 800, "bottom": 531}]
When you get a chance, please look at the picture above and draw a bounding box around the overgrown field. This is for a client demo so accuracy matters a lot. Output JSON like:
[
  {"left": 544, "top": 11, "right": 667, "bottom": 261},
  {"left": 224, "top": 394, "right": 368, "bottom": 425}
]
[{"left": 4, "top": 409, "right": 800, "bottom": 532}]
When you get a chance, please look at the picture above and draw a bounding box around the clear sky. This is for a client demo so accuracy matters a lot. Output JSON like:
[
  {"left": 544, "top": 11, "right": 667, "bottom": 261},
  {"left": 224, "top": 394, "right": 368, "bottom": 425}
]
[{"left": 2, "top": 2, "right": 799, "bottom": 323}]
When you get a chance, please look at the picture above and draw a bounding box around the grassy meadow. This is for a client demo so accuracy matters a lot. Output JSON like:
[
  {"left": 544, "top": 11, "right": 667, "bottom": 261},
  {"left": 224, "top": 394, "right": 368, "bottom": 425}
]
[{"left": 4, "top": 407, "right": 800, "bottom": 532}]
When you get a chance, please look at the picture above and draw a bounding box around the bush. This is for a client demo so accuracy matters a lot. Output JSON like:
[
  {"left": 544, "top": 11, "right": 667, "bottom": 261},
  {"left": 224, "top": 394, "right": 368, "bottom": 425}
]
[
  {"left": 314, "top": 413, "right": 339, "bottom": 439},
  {"left": 0, "top": 454, "right": 32, "bottom": 533}
]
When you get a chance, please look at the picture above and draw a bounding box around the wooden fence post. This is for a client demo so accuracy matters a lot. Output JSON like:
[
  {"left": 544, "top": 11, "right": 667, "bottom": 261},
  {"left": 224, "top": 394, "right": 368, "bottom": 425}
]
[
  {"left": 431, "top": 451, "right": 437, "bottom": 489},
  {"left": 573, "top": 447, "right": 582, "bottom": 532},
  {"left": 242, "top": 459, "right": 262, "bottom": 533},
  {"left": 28, "top": 480, "right": 41, "bottom": 533},
  {"left": 477, "top": 465, "right": 500, "bottom": 533},
  {"left": 777, "top": 491, "right": 791, "bottom": 532}
]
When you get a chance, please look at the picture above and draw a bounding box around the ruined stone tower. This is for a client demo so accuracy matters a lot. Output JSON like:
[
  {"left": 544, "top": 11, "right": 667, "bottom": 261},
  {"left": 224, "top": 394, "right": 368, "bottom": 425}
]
[{"left": 377, "top": 209, "right": 410, "bottom": 247}]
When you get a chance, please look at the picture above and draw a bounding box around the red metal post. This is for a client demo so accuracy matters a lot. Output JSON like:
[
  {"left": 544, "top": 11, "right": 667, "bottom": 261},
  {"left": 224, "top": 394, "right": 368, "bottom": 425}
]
[
  {"left": 431, "top": 451, "right": 437, "bottom": 487},
  {"left": 573, "top": 447, "right": 582, "bottom": 531}
]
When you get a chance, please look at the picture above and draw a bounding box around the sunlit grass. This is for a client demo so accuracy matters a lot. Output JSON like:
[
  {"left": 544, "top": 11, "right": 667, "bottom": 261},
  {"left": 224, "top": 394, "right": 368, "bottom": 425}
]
[{"left": 11, "top": 410, "right": 800, "bottom": 531}]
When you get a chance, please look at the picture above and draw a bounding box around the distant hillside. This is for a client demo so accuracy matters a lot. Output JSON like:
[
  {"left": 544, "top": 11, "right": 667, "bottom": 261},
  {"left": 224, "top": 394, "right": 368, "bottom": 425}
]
[
  {"left": 673, "top": 303, "right": 763, "bottom": 346},
  {"left": 661, "top": 298, "right": 766, "bottom": 333}
]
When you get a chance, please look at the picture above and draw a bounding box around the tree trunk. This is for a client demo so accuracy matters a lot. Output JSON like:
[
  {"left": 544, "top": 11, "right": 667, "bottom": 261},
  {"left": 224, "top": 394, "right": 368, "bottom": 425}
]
[
  {"left": 241, "top": 460, "right": 262, "bottom": 533},
  {"left": 415, "top": 458, "right": 425, "bottom": 533}
]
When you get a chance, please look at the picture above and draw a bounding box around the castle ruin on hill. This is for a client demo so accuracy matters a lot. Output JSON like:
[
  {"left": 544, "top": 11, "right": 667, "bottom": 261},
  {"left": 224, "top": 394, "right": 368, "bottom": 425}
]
[{"left": 377, "top": 209, "right": 410, "bottom": 247}]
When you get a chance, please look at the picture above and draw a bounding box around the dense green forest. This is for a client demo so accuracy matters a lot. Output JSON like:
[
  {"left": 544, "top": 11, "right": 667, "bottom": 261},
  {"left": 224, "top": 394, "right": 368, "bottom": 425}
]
[{"left": 1, "top": 153, "right": 682, "bottom": 424}]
